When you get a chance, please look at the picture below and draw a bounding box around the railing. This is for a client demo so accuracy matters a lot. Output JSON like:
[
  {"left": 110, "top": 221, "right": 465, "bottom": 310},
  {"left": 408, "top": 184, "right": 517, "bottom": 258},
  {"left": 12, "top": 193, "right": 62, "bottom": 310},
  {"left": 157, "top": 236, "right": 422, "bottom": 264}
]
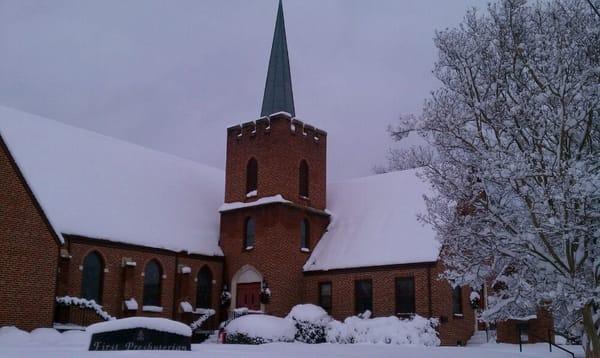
[
  {"left": 517, "top": 327, "right": 574, "bottom": 358},
  {"left": 54, "top": 296, "right": 115, "bottom": 328},
  {"left": 54, "top": 304, "right": 106, "bottom": 328}
]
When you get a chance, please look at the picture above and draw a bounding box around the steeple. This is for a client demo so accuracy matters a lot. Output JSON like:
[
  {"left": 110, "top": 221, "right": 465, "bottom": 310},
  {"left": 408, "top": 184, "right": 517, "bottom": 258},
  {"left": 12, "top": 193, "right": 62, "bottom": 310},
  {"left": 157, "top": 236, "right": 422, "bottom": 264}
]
[{"left": 261, "top": 0, "right": 295, "bottom": 117}]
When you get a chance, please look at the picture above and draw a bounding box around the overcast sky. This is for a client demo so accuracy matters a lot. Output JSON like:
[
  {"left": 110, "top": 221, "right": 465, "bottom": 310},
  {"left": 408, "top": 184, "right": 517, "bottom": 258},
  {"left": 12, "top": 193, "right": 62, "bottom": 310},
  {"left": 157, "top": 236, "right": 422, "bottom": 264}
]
[{"left": 0, "top": 0, "right": 490, "bottom": 181}]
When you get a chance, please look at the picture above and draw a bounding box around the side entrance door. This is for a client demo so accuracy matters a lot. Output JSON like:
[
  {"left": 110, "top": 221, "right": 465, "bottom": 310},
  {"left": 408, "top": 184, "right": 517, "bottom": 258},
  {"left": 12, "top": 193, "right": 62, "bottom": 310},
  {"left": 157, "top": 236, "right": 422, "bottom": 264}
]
[{"left": 236, "top": 282, "right": 261, "bottom": 311}]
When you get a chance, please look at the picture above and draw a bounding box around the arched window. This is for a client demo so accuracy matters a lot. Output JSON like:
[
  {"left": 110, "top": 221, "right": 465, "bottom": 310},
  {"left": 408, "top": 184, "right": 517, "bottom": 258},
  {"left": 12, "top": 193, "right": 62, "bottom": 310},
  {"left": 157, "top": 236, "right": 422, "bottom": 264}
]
[
  {"left": 300, "top": 218, "right": 310, "bottom": 250},
  {"left": 81, "top": 251, "right": 103, "bottom": 304},
  {"left": 299, "top": 160, "right": 309, "bottom": 197},
  {"left": 246, "top": 158, "right": 258, "bottom": 194},
  {"left": 196, "top": 266, "right": 213, "bottom": 308},
  {"left": 244, "top": 217, "right": 256, "bottom": 249},
  {"left": 143, "top": 260, "right": 162, "bottom": 306}
]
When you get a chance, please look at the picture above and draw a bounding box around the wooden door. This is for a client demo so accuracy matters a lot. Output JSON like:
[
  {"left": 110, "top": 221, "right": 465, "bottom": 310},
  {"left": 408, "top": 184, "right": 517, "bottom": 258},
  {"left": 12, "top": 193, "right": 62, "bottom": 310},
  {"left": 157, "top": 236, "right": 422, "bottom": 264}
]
[{"left": 236, "top": 282, "right": 261, "bottom": 311}]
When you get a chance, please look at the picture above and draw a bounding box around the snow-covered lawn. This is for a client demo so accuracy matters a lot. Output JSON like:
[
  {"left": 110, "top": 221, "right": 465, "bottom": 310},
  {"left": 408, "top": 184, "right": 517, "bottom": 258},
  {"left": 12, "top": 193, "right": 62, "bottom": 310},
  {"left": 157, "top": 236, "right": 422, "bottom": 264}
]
[
  {"left": 0, "top": 323, "right": 584, "bottom": 357},
  {"left": 0, "top": 341, "right": 585, "bottom": 358}
]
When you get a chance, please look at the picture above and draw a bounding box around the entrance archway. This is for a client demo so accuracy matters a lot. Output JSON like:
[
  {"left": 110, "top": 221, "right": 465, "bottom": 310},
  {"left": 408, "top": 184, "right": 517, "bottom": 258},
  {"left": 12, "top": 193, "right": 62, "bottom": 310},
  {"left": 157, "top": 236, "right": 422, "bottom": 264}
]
[{"left": 230, "top": 265, "right": 264, "bottom": 312}]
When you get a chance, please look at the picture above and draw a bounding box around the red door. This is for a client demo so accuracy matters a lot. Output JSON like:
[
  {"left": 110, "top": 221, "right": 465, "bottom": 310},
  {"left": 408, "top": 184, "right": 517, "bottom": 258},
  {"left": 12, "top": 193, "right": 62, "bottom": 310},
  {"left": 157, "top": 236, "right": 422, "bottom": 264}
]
[{"left": 236, "top": 282, "right": 261, "bottom": 311}]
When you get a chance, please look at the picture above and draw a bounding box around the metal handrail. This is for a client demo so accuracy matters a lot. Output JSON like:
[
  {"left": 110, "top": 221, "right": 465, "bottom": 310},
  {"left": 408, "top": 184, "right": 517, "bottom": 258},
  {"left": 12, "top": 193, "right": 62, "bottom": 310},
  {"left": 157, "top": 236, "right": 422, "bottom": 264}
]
[{"left": 517, "top": 327, "right": 574, "bottom": 358}]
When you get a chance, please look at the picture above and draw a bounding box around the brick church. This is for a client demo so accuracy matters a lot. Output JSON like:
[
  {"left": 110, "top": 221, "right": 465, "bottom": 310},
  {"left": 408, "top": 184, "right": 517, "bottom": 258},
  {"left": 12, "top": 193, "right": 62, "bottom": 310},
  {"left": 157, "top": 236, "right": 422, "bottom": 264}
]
[{"left": 0, "top": 0, "right": 551, "bottom": 346}]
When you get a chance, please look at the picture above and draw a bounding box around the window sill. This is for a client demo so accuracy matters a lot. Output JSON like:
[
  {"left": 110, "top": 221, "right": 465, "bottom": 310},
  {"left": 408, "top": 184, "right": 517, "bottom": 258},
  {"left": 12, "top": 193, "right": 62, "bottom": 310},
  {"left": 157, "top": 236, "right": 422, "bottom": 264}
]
[
  {"left": 244, "top": 246, "right": 255, "bottom": 252},
  {"left": 396, "top": 313, "right": 415, "bottom": 318},
  {"left": 142, "top": 306, "right": 164, "bottom": 313},
  {"left": 193, "top": 308, "right": 215, "bottom": 315},
  {"left": 300, "top": 248, "right": 310, "bottom": 253},
  {"left": 453, "top": 313, "right": 464, "bottom": 319},
  {"left": 299, "top": 195, "right": 310, "bottom": 201}
]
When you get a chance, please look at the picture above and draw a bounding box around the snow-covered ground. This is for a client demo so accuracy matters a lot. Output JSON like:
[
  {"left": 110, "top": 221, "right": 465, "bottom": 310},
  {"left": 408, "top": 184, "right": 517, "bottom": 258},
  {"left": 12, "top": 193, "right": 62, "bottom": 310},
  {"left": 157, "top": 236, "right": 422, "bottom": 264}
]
[
  {"left": 0, "top": 341, "right": 585, "bottom": 357},
  {"left": 0, "top": 325, "right": 584, "bottom": 357}
]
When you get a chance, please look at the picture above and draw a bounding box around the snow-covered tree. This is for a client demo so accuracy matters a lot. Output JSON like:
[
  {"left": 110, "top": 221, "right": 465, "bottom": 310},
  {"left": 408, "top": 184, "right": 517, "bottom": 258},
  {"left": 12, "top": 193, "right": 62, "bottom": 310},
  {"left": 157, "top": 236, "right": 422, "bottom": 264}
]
[{"left": 388, "top": 0, "right": 599, "bottom": 356}]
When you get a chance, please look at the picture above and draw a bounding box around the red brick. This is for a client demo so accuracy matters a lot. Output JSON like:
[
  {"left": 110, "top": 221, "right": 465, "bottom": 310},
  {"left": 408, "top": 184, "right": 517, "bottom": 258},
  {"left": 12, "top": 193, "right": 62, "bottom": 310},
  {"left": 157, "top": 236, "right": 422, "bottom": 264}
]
[
  {"left": 0, "top": 136, "right": 60, "bottom": 331},
  {"left": 57, "top": 237, "right": 224, "bottom": 329}
]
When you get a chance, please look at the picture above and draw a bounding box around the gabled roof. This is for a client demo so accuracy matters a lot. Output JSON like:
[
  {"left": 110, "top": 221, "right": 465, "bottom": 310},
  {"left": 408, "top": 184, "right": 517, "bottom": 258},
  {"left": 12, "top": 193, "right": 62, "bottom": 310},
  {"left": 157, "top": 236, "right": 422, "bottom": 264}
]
[
  {"left": 0, "top": 106, "right": 223, "bottom": 256},
  {"left": 304, "top": 169, "right": 440, "bottom": 272},
  {"left": 261, "top": 0, "right": 295, "bottom": 117}
]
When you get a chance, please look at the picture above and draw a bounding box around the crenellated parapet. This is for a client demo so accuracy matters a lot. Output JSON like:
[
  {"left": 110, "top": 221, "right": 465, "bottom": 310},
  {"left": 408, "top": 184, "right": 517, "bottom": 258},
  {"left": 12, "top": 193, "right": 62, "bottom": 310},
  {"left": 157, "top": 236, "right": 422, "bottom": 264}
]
[{"left": 227, "top": 112, "right": 327, "bottom": 144}]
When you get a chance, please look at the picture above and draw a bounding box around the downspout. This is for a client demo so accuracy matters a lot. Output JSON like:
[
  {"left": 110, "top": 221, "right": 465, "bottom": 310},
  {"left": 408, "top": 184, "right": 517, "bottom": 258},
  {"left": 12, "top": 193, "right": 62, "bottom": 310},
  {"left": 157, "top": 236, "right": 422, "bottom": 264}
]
[
  {"left": 172, "top": 254, "right": 180, "bottom": 320},
  {"left": 52, "top": 241, "right": 62, "bottom": 326},
  {"left": 427, "top": 265, "right": 433, "bottom": 318}
]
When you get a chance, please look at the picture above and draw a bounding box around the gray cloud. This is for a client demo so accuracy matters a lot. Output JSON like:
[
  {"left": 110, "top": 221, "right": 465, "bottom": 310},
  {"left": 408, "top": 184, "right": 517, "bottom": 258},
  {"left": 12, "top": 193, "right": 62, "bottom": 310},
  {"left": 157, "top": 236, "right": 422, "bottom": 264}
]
[{"left": 0, "top": 0, "right": 489, "bottom": 180}]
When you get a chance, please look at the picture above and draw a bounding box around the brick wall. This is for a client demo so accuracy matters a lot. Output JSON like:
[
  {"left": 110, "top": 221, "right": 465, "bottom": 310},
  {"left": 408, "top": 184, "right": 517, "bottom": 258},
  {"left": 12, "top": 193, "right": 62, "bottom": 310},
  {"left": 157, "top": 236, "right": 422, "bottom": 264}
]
[
  {"left": 0, "top": 137, "right": 60, "bottom": 331},
  {"left": 225, "top": 113, "right": 327, "bottom": 210},
  {"left": 59, "top": 237, "right": 223, "bottom": 327},
  {"left": 429, "top": 263, "right": 476, "bottom": 346},
  {"left": 220, "top": 204, "right": 329, "bottom": 317},
  {"left": 497, "top": 308, "right": 554, "bottom": 344},
  {"left": 302, "top": 262, "right": 476, "bottom": 346}
]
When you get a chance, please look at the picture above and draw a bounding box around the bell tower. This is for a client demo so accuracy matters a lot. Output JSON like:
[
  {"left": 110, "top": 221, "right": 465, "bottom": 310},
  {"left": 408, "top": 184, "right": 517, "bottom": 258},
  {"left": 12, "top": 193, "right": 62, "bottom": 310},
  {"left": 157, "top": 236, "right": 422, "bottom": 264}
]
[{"left": 220, "top": 0, "right": 330, "bottom": 317}]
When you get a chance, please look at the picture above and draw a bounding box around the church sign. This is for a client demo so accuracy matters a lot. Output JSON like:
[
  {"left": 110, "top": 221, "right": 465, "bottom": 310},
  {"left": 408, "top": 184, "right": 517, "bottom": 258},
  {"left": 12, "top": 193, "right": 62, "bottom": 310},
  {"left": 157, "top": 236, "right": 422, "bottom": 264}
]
[
  {"left": 89, "top": 327, "right": 191, "bottom": 351},
  {"left": 87, "top": 317, "right": 192, "bottom": 351}
]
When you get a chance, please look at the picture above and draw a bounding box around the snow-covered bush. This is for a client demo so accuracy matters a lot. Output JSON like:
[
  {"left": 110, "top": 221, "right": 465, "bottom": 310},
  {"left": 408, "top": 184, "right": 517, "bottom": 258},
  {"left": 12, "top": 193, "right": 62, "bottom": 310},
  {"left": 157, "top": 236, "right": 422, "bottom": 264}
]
[
  {"left": 223, "top": 306, "right": 439, "bottom": 346},
  {"left": 326, "top": 314, "right": 440, "bottom": 346},
  {"left": 286, "top": 304, "right": 332, "bottom": 343},
  {"left": 225, "top": 314, "right": 295, "bottom": 344}
]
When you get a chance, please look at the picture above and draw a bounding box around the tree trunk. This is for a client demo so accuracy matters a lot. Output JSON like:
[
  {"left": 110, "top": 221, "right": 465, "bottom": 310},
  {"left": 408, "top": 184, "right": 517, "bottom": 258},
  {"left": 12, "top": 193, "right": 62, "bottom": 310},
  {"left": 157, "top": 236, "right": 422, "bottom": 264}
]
[{"left": 583, "top": 303, "right": 600, "bottom": 358}]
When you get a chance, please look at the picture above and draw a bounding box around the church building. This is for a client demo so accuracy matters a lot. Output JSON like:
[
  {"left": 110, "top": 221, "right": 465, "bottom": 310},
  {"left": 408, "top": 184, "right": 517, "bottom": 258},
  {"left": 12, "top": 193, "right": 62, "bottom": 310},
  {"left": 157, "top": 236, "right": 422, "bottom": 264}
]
[{"left": 0, "top": 0, "right": 552, "bottom": 346}]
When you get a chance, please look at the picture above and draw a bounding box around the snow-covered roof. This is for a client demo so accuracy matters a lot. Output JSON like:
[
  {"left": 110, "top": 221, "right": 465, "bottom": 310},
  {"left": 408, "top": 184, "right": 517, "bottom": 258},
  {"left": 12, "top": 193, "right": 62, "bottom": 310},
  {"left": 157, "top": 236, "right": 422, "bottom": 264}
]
[
  {"left": 219, "top": 194, "right": 291, "bottom": 212},
  {"left": 0, "top": 106, "right": 223, "bottom": 256},
  {"left": 304, "top": 169, "right": 440, "bottom": 271}
]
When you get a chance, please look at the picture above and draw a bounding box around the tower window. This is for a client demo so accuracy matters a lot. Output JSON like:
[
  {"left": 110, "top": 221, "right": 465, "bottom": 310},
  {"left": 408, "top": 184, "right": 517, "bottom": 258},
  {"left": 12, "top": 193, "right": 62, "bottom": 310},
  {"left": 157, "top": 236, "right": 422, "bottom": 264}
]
[
  {"left": 452, "top": 286, "right": 463, "bottom": 315},
  {"left": 299, "top": 160, "right": 309, "bottom": 197},
  {"left": 81, "top": 251, "right": 103, "bottom": 304},
  {"left": 244, "top": 217, "right": 256, "bottom": 249},
  {"left": 196, "top": 266, "right": 213, "bottom": 309},
  {"left": 246, "top": 158, "right": 258, "bottom": 194},
  {"left": 143, "top": 260, "right": 162, "bottom": 306},
  {"left": 300, "top": 218, "right": 310, "bottom": 250}
]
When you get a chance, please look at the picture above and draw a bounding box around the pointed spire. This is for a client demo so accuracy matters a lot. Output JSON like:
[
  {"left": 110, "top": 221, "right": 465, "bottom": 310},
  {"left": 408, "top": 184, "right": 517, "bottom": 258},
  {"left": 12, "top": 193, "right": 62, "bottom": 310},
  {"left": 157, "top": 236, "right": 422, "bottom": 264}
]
[{"left": 261, "top": 0, "right": 295, "bottom": 117}]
